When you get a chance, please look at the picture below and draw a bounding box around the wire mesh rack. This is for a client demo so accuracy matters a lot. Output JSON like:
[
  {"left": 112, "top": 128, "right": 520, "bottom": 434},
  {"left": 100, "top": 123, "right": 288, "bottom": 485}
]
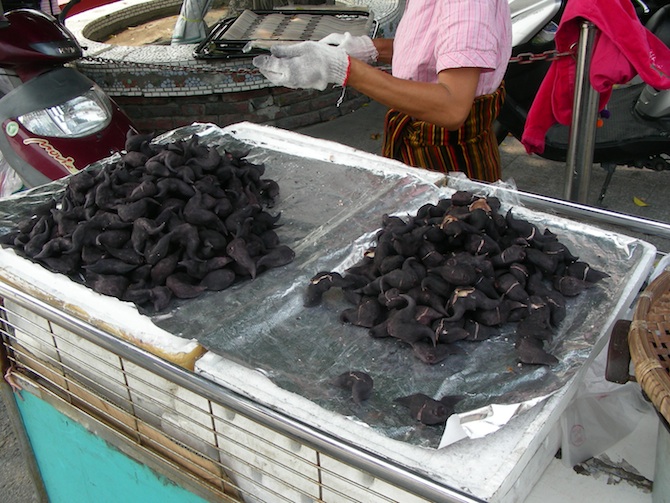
[
  {"left": 0, "top": 281, "right": 475, "bottom": 503},
  {"left": 193, "top": 9, "right": 377, "bottom": 59}
]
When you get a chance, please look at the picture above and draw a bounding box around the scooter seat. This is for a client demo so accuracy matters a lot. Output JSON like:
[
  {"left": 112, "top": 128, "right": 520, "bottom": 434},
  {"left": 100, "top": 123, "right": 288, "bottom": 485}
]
[{"left": 646, "top": 4, "right": 670, "bottom": 48}]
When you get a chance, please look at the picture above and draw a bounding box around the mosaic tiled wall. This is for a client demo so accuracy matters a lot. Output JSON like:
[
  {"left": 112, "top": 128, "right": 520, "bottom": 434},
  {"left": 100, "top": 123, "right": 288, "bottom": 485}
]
[
  {"left": 75, "top": 57, "right": 268, "bottom": 98},
  {"left": 66, "top": 0, "right": 401, "bottom": 131}
]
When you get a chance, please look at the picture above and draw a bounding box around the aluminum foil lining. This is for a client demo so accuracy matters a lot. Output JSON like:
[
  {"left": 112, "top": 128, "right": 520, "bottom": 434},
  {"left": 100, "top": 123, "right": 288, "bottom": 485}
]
[{"left": 0, "top": 123, "right": 655, "bottom": 449}]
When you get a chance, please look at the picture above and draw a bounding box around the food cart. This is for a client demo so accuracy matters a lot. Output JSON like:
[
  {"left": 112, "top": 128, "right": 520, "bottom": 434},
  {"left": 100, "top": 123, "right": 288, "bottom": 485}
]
[{"left": 0, "top": 122, "right": 666, "bottom": 503}]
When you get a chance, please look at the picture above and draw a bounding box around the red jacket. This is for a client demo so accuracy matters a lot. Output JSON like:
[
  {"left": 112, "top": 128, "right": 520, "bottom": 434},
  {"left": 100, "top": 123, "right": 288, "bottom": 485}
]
[{"left": 521, "top": 0, "right": 670, "bottom": 155}]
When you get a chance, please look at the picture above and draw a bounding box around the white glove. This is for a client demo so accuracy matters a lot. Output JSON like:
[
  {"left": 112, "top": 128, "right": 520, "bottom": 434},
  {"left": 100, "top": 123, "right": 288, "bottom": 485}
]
[
  {"left": 319, "top": 32, "right": 378, "bottom": 64},
  {"left": 253, "top": 41, "right": 350, "bottom": 91}
]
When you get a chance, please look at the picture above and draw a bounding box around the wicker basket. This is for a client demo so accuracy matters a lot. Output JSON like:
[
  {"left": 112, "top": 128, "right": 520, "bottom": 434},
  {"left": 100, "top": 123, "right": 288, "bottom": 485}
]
[{"left": 629, "top": 270, "right": 670, "bottom": 423}]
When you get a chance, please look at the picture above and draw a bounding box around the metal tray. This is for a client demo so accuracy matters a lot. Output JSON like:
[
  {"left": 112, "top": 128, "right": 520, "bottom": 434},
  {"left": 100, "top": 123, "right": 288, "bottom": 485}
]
[
  {"left": 0, "top": 123, "right": 657, "bottom": 502},
  {"left": 193, "top": 8, "right": 377, "bottom": 59}
]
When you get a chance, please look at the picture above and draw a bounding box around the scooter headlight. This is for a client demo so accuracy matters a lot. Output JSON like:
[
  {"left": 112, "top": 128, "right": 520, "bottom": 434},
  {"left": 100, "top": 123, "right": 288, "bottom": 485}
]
[{"left": 17, "top": 87, "right": 112, "bottom": 138}]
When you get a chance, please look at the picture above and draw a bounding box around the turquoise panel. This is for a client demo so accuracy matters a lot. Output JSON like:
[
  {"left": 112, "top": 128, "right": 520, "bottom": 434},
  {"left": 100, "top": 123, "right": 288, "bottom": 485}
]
[{"left": 16, "top": 392, "right": 209, "bottom": 503}]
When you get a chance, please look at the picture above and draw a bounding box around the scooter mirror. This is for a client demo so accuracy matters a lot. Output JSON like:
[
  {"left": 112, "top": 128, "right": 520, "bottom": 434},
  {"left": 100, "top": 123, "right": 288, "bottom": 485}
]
[
  {"left": 0, "top": 0, "right": 7, "bottom": 26},
  {"left": 58, "top": 0, "right": 81, "bottom": 22}
]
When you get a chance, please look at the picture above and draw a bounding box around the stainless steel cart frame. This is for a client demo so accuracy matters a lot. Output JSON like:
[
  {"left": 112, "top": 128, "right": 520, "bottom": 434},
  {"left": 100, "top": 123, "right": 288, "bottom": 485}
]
[
  {"left": 1, "top": 123, "right": 668, "bottom": 503},
  {"left": 0, "top": 279, "right": 477, "bottom": 503}
]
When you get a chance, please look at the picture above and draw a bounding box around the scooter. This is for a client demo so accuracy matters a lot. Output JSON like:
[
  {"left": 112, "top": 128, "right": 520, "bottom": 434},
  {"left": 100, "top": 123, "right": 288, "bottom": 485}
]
[
  {"left": 500, "top": 0, "right": 670, "bottom": 204},
  {"left": 0, "top": 0, "right": 136, "bottom": 197}
]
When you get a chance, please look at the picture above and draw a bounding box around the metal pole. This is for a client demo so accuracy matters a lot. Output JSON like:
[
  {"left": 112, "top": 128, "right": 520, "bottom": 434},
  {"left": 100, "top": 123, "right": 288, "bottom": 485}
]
[{"left": 564, "top": 21, "right": 600, "bottom": 203}]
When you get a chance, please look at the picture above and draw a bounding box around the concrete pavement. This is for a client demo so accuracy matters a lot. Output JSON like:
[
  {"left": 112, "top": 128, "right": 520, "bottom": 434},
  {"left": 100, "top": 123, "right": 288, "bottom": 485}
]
[{"left": 297, "top": 99, "right": 670, "bottom": 253}]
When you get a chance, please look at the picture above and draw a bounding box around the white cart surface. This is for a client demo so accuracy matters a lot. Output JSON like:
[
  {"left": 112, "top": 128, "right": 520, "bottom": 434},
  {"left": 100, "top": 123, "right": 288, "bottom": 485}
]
[{"left": 0, "top": 123, "right": 657, "bottom": 503}]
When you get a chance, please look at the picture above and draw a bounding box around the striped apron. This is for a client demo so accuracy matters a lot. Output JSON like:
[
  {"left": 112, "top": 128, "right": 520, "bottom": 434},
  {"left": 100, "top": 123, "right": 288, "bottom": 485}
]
[{"left": 381, "top": 84, "right": 505, "bottom": 183}]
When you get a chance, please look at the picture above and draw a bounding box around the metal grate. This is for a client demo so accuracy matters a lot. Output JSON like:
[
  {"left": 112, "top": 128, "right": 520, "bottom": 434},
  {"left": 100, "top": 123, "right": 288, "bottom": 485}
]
[
  {"left": 0, "top": 286, "right": 470, "bottom": 503},
  {"left": 193, "top": 9, "right": 377, "bottom": 59}
]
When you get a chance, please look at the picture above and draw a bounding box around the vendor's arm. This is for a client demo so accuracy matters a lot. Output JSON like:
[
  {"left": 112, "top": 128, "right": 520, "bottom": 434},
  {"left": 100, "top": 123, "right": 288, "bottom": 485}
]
[
  {"left": 252, "top": 41, "right": 481, "bottom": 129},
  {"left": 372, "top": 38, "right": 394, "bottom": 64},
  {"left": 347, "top": 58, "right": 480, "bottom": 130}
]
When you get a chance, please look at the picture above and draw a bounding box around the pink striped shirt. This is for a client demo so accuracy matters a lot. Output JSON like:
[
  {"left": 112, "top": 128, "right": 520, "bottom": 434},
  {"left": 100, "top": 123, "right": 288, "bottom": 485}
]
[{"left": 392, "top": 0, "right": 513, "bottom": 96}]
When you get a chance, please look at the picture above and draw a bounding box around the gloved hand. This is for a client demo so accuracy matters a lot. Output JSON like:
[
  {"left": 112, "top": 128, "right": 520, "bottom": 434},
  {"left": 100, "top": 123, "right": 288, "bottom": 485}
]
[
  {"left": 253, "top": 41, "right": 350, "bottom": 91},
  {"left": 319, "top": 32, "right": 378, "bottom": 64}
]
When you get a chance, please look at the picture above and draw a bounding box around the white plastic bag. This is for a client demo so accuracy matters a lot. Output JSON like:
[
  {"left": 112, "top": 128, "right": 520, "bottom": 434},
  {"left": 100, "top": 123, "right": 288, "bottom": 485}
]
[
  {"left": 0, "top": 158, "right": 23, "bottom": 198},
  {"left": 559, "top": 346, "right": 654, "bottom": 467}
]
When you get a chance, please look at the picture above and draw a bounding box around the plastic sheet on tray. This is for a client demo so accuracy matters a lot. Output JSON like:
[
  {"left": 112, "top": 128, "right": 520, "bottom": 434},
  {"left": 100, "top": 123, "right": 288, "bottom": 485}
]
[{"left": 0, "top": 123, "right": 656, "bottom": 452}]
